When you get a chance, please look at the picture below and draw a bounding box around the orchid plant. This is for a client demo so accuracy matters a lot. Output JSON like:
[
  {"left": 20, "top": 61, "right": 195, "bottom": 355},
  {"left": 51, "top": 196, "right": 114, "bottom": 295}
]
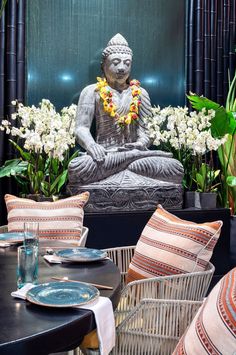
[
  {"left": 194, "top": 163, "right": 220, "bottom": 193},
  {"left": 145, "top": 106, "right": 227, "bottom": 191},
  {"left": 0, "top": 99, "right": 78, "bottom": 197},
  {"left": 188, "top": 70, "right": 236, "bottom": 213}
]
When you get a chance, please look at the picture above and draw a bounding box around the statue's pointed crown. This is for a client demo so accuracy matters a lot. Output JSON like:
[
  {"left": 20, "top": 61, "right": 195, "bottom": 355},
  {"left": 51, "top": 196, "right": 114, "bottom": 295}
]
[
  {"left": 102, "top": 33, "right": 133, "bottom": 62},
  {"left": 107, "top": 33, "right": 129, "bottom": 48}
]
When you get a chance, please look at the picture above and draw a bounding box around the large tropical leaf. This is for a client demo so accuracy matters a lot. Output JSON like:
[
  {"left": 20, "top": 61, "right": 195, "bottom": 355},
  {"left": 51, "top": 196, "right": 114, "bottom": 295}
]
[
  {"left": 210, "top": 108, "right": 236, "bottom": 137},
  {"left": 187, "top": 94, "right": 220, "bottom": 111},
  {"left": 187, "top": 94, "right": 236, "bottom": 137}
]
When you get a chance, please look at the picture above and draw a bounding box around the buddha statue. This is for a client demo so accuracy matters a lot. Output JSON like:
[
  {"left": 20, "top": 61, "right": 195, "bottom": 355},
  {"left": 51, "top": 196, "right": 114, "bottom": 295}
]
[{"left": 68, "top": 34, "right": 184, "bottom": 211}]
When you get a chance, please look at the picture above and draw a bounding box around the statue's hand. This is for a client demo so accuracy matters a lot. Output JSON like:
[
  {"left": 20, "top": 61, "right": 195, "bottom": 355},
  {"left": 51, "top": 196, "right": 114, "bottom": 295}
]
[
  {"left": 87, "top": 143, "right": 106, "bottom": 163},
  {"left": 123, "top": 142, "right": 146, "bottom": 151}
]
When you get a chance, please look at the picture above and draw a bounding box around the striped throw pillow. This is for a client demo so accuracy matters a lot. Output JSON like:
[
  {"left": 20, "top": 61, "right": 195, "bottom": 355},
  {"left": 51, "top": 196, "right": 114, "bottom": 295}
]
[
  {"left": 173, "top": 267, "right": 236, "bottom": 354},
  {"left": 5, "top": 192, "right": 89, "bottom": 241},
  {"left": 127, "top": 205, "right": 222, "bottom": 283}
]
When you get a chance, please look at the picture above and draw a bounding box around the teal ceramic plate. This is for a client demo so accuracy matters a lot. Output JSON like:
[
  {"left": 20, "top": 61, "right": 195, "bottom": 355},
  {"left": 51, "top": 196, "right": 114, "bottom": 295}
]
[
  {"left": 26, "top": 281, "right": 99, "bottom": 307},
  {"left": 0, "top": 232, "right": 24, "bottom": 243},
  {"left": 55, "top": 248, "right": 107, "bottom": 262}
]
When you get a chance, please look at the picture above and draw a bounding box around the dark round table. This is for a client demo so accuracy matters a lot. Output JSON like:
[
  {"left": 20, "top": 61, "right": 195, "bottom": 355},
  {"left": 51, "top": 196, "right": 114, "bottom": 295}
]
[{"left": 0, "top": 244, "right": 121, "bottom": 355}]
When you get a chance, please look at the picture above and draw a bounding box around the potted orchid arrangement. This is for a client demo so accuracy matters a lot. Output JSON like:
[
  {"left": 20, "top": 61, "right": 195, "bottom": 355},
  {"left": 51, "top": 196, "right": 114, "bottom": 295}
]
[
  {"left": 188, "top": 70, "right": 236, "bottom": 213},
  {"left": 145, "top": 105, "right": 227, "bottom": 207},
  {"left": 0, "top": 99, "right": 78, "bottom": 198}
]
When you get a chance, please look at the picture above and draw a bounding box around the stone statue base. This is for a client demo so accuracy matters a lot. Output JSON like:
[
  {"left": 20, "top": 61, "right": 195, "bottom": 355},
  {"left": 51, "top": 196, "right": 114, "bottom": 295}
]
[{"left": 67, "top": 170, "right": 183, "bottom": 213}]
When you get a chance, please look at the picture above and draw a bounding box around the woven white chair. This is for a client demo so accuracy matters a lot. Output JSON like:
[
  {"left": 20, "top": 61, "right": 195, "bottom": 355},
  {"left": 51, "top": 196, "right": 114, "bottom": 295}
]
[
  {"left": 112, "top": 298, "right": 202, "bottom": 355},
  {"left": 74, "top": 245, "right": 215, "bottom": 355},
  {"left": 0, "top": 225, "right": 89, "bottom": 247},
  {"left": 104, "top": 246, "right": 214, "bottom": 327},
  {"left": 76, "top": 298, "right": 202, "bottom": 355}
]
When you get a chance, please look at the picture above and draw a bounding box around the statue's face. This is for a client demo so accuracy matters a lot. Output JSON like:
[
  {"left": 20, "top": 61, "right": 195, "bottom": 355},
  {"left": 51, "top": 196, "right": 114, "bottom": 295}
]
[{"left": 103, "top": 53, "right": 132, "bottom": 86}]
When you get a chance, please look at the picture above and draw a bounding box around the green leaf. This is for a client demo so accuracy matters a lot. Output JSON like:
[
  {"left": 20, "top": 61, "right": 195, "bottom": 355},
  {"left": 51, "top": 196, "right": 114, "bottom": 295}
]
[
  {"left": 199, "top": 163, "right": 207, "bottom": 179},
  {"left": 0, "top": 0, "right": 8, "bottom": 18},
  {"left": 40, "top": 181, "right": 50, "bottom": 197},
  {"left": 51, "top": 158, "right": 59, "bottom": 175},
  {"left": 226, "top": 176, "right": 236, "bottom": 187},
  {"left": 9, "top": 139, "right": 32, "bottom": 161},
  {"left": 226, "top": 70, "right": 236, "bottom": 111},
  {"left": 37, "top": 154, "right": 45, "bottom": 171},
  {"left": 50, "top": 169, "right": 68, "bottom": 194},
  {"left": 195, "top": 173, "right": 205, "bottom": 191},
  {"left": 213, "top": 169, "right": 221, "bottom": 179},
  {"left": 0, "top": 159, "right": 27, "bottom": 178},
  {"left": 187, "top": 94, "right": 220, "bottom": 111},
  {"left": 210, "top": 108, "right": 236, "bottom": 138},
  {"left": 68, "top": 150, "right": 79, "bottom": 163}
]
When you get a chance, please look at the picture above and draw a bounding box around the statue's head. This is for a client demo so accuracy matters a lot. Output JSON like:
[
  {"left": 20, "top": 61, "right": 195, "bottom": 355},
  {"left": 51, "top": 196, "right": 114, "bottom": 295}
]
[{"left": 101, "top": 34, "right": 133, "bottom": 86}]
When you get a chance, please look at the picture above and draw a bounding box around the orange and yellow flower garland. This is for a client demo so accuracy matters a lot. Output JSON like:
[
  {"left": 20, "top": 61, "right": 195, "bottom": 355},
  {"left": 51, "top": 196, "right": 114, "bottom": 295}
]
[{"left": 96, "top": 77, "right": 141, "bottom": 125}]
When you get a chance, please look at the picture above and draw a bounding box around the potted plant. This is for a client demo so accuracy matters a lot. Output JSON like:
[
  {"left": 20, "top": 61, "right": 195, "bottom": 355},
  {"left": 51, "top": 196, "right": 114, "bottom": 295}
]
[
  {"left": 145, "top": 106, "right": 227, "bottom": 208},
  {"left": 188, "top": 70, "right": 236, "bottom": 213},
  {"left": 0, "top": 99, "right": 78, "bottom": 199},
  {"left": 194, "top": 163, "right": 220, "bottom": 208}
]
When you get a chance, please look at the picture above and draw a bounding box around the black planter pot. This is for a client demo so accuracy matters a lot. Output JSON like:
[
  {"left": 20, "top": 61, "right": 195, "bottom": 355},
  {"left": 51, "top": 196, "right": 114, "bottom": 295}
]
[
  {"left": 184, "top": 191, "right": 201, "bottom": 208},
  {"left": 184, "top": 191, "right": 217, "bottom": 209},
  {"left": 199, "top": 192, "right": 217, "bottom": 209}
]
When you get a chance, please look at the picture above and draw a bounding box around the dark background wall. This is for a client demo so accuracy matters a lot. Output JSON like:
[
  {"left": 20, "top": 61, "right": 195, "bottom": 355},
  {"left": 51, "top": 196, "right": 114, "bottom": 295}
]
[{"left": 26, "top": 0, "right": 186, "bottom": 110}]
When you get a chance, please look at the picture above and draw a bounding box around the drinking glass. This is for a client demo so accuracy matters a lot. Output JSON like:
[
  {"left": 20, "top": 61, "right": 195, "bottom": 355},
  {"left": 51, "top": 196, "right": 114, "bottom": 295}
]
[
  {"left": 24, "top": 222, "right": 39, "bottom": 247},
  {"left": 17, "top": 245, "right": 38, "bottom": 289}
]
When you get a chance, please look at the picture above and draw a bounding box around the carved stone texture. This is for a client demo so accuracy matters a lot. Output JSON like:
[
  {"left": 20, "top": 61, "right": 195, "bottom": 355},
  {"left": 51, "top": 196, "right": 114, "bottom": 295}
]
[{"left": 67, "top": 170, "right": 183, "bottom": 212}]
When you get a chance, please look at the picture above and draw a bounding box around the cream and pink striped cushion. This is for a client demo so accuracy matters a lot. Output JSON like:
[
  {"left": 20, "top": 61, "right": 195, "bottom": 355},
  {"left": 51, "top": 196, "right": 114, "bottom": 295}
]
[
  {"left": 173, "top": 267, "right": 236, "bottom": 354},
  {"left": 127, "top": 205, "right": 222, "bottom": 283},
  {"left": 5, "top": 192, "right": 89, "bottom": 241}
]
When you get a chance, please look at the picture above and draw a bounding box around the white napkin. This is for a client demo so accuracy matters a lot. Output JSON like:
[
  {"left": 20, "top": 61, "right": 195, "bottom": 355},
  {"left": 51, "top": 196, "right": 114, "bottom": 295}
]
[
  {"left": 11, "top": 284, "right": 115, "bottom": 355},
  {"left": 11, "top": 283, "right": 35, "bottom": 299},
  {"left": 43, "top": 254, "right": 62, "bottom": 264},
  {"left": 0, "top": 242, "right": 11, "bottom": 248}
]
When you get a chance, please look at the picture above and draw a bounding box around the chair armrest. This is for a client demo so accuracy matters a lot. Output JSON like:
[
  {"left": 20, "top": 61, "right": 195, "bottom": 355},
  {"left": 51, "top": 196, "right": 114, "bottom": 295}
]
[
  {"left": 80, "top": 226, "right": 89, "bottom": 247},
  {"left": 102, "top": 246, "right": 136, "bottom": 289},
  {"left": 102, "top": 245, "right": 136, "bottom": 273},
  {"left": 0, "top": 225, "right": 89, "bottom": 247}
]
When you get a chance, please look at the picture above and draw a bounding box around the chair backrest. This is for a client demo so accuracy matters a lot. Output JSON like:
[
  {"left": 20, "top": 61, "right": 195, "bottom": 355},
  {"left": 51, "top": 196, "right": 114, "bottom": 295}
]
[
  {"left": 0, "top": 224, "right": 89, "bottom": 247},
  {"left": 103, "top": 245, "right": 215, "bottom": 300},
  {"left": 121, "top": 261, "right": 215, "bottom": 304}
]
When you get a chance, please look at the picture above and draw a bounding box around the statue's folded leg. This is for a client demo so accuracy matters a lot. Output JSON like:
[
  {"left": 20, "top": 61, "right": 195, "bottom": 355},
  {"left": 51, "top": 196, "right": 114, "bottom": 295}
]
[
  {"left": 127, "top": 156, "right": 184, "bottom": 184},
  {"left": 68, "top": 150, "right": 183, "bottom": 185}
]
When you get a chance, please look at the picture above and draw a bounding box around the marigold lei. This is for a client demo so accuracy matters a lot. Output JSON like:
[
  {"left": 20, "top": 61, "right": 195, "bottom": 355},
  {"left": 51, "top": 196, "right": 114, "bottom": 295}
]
[{"left": 96, "top": 77, "right": 141, "bottom": 125}]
